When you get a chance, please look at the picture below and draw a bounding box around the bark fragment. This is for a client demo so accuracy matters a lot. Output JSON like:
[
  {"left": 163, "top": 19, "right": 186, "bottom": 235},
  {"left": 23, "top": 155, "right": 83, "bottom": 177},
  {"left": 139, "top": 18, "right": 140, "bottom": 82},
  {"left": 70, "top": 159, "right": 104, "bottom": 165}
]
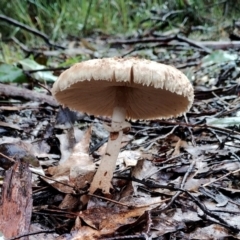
[{"left": 0, "top": 161, "right": 32, "bottom": 240}]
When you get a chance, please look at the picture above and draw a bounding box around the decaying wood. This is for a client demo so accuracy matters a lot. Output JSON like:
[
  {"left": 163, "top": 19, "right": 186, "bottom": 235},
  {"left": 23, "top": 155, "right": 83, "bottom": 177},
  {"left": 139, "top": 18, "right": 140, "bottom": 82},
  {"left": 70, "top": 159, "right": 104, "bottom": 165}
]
[
  {"left": 0, "top": 83, "right": 58, "bottom": 107},
  {"left": 0, "top": 161, "right": 32, "bottom": 240}
]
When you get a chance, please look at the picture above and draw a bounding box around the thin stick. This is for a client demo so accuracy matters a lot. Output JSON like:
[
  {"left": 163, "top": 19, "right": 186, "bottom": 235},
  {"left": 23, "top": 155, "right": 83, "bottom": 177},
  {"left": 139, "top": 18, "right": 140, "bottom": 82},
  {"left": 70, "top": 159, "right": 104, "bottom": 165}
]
[
  {"left": 0, "top": 152, "right": 15, "bottom": 162},
  {"left": 0, "top": 14, "right": 64, "bottom": 49},
  {"left": 88, "top": 193, "right": 129, "bottom": 207},
  {"left": 203, "top": 168, "right": 240, "bottom": 187}
]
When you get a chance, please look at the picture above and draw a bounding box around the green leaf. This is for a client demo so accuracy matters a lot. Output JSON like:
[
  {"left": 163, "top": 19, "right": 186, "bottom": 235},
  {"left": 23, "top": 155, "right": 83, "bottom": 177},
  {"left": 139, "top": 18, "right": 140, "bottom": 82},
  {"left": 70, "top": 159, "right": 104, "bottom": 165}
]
[
  {"left": 0, "top": 63, "right": 27, "bottom": 83},
  {"left": 202, "top": 50, "right": 238, "bottom": 67},
  {"left": 19, "top": 59, "right": 57, "bottom": 82}
]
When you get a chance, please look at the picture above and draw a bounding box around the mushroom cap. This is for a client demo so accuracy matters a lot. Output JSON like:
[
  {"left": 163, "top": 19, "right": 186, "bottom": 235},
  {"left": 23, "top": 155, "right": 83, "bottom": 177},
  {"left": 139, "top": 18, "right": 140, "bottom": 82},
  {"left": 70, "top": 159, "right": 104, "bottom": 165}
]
[{"left": 52, "top": 58, "right": 194, "bottom": 120}]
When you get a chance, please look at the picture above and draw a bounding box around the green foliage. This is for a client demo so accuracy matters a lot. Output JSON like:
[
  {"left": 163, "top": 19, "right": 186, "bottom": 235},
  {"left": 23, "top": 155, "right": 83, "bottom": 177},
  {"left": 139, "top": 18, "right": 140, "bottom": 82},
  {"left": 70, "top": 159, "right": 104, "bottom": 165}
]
[
  {"left": 19, "top": 58, "right": 57, "bottom": 82},
  {"left": 0, "top": 0, "right": 240, "bottom": 64},
  {"left": 0, "top": 0, "right": 162, "bottom": 42},
  {"left": 0, "top": 63, "right": 27, "bottom": 83},
  {"left": 1, "top": 0, "right": 240, "bottom": 43},
  {"left": 202, "top": 50, "right": 238, "bottom": 67},
  {"left": 0, "top": 59, "right": 57, "bottom": 83}
]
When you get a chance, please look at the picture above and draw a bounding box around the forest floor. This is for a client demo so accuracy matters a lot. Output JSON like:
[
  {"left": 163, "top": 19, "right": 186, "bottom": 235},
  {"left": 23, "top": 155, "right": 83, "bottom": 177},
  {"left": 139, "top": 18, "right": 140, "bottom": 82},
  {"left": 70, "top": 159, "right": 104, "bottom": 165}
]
[{"left": 1, "top": 4, "right": 240, "bottom": 239}]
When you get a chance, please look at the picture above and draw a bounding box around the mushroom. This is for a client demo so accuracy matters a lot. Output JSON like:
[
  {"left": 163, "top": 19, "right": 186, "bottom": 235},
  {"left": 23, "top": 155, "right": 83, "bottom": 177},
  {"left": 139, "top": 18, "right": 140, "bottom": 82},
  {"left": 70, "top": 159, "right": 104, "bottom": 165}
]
[{"left": 52, "top": 57, "right": 194, "bottom": 194}]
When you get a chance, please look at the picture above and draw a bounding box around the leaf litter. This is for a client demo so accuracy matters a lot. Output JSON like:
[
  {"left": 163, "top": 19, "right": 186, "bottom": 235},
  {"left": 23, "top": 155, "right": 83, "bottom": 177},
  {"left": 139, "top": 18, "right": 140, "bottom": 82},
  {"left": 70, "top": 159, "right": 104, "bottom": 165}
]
[{"left": 2, "top": 18, "right": 240, "bottom": 240}]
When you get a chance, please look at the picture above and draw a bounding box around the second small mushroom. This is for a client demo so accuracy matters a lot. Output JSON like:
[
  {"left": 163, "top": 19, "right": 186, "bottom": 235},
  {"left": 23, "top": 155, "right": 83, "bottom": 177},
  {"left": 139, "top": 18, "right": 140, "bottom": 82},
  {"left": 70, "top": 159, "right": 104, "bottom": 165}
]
[{"left": 52, "top": 57, "right": 194, "bottom": 194}]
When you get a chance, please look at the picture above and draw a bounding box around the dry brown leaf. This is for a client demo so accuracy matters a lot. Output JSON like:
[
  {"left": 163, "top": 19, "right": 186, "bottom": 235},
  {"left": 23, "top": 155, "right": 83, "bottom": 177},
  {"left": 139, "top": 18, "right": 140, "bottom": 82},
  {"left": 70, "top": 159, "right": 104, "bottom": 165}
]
[
  {"left": 45, "top": 127, "right": 95, "bottom": 193},
  {"left": 171, "top": 138, "right": 188, "bottom": 156},
  {"left": 71, "top": 226, "right": 100, "bottom": 240},
  {"left": 131, "top": 159, "right": 159, "bottom": 194},
  {"left": 189, "top": 224, "right": 238, "bottom": 239},
  {"left": 78, "top": 198, "right": 162, "bottom": 237},
  {"left": 151, "top": 213, "right": 186, "bottom": 238}
]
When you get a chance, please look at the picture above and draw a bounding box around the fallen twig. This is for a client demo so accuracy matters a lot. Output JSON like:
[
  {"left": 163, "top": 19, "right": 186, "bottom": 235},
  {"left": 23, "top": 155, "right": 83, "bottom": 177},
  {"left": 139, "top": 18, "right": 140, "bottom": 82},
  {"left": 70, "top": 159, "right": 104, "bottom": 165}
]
[
  {"left": 110, "top": 34, "right": 212, "bottom": 53},
  {"left": 111, "top": 35, "right": 240, "bottom": 52},
  {"left": 203, "top": 168, "right": 240, "bottom": 187},
  {"left": 0, "top": 14, "right": 64, "bottom": 49},
  {"left": 10, "top": 36, "right": 93, "bottom": 57},
  {"left": 197, "top": 40, "right": 240, "bottom": 50},
  {"left": 0, "top": 83, "right": 58, "bottom": 107},
  {"left": 133, "top": 177, "right": 240, "bottom": 233}
]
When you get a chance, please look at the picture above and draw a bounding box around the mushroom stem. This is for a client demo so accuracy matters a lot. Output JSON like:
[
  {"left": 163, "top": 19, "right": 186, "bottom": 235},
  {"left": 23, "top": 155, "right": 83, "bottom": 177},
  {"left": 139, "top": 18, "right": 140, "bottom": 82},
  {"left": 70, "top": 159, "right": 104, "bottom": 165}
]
[{"left": 89, "top": 106, "right": 129, "bottom": 194}]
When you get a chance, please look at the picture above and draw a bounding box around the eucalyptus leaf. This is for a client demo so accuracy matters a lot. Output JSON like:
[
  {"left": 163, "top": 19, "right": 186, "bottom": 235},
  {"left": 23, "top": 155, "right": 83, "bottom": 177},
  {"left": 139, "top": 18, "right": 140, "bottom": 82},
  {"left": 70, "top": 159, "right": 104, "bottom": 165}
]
[
  {"left": 0, "top": 63, "right": 27, "bottom": 83},
  {"left": 202, "top": 50, "right": 238, "bottom": 67},
  {"left": 19, "top": 59, "right": 57, "bottom": 82}
]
